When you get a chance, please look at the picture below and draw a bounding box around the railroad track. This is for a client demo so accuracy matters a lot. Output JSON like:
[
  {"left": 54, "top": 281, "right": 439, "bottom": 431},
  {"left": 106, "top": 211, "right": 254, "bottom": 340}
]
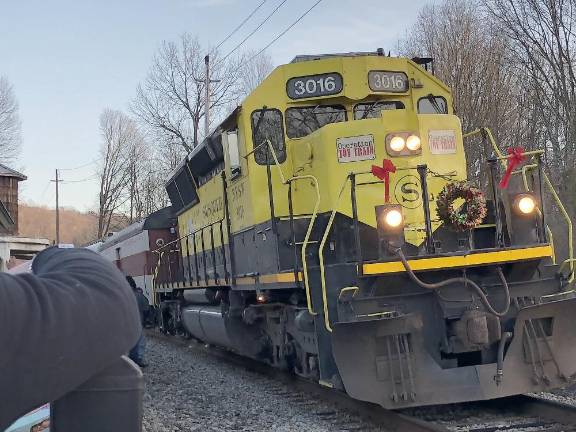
[
  {"left": 401, "top": 394, "right": 576, "bottom": 431},
  {"left": 147, "top": 330, "right": 576, "bottom": 431}
]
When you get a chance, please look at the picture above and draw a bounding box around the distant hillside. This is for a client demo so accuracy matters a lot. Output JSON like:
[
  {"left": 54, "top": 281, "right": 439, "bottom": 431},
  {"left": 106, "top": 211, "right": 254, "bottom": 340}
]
[{"left": 19, "top": 204, "right": 99, "bottom": 246}]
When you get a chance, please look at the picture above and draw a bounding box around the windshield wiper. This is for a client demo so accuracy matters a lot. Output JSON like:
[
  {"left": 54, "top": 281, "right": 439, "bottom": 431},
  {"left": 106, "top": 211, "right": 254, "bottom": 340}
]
[
  {"left": 426, "top": 94, "right": 444, "bottom": 114},
  {"left": 252, "top": 105, "right": 268, "bottom": 139},
  {"left": 361, "top": 101, "right": 383, "bottom": 119}
]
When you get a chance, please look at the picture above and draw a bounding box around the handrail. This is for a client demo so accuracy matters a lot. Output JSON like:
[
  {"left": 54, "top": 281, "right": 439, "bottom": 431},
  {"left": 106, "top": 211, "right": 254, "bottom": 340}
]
[
  {"left": 496, "top": 149, "right": 544, "bottom": 160},
  {"left": 521, "top": 165, "right": 556, "bottom": 264},
  {"left": 153, "top": 218, "right": 224, "bottom": 254},
  {"left": 151, "top": 251, "right": 165, "bottom": 306},
  {"left": 152, "top": 218, "right": 225, "bottom": 290},
  {"left": 558, "top": 259, "right": 576, "bottom": 280},
  {"left": 317, "top": 174, "right": 353, "bottom": 331},
  {"left": 318, "top": 168, "right": 424, "bottom": 332},
  {"left": 338, "top": 286, "right": 359, "bottom": 301},
  {"left": 255, "top": 140, "right": 320, "bottom": 316},
  {"left": 522, "top": 164, "right": 573, "bottom": 283},
  {"left": 464, "top": 127, "right": 573, "bottom": 284},
  {"left": 463, "top": 127, "right": 505, "bottom": 166}
]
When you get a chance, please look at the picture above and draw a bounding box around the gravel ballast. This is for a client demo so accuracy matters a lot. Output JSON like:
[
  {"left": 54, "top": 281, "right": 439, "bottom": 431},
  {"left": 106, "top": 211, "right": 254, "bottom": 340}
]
[
  {"left": 141, "top": 333, "right": 576, "bottom": 431},
  {"left": 142, "top": 334, "right": 387, "bottom": 432}
]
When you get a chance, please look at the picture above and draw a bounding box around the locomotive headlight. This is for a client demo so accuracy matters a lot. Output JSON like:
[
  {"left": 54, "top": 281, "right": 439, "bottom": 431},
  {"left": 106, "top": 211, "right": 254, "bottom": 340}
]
[
  {"left": 513, "top": 193, "right": 537, "bottom": 215},
  {"left": 385, "top": 209, "right": 403, "bottom": 228},
  {"left": 510, "top": 192, "right": 540, "bottom": 245},
  {"left": 389, "top": 136, "right": 406, "bottom": 152},
  {"left": 406, "top": 135, "right": 421, "bottom": 151},
  {"left": 386, "top": 132, "right": 422, "bottom": 156},
  {"left": 375, "top": 204, "right": 405, "bottom": 255},
  {"left": 375, "top": 205, "right": 404, "bottom": 233},
  {"left": 517, "top": 196, "right": 536, "bottom": 214}
]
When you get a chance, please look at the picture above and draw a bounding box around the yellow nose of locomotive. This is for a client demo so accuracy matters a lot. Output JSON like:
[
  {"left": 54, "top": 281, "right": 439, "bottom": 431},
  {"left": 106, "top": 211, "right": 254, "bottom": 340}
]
[{"left": 291, "top": 108, "right": 467, "bottom": 248}]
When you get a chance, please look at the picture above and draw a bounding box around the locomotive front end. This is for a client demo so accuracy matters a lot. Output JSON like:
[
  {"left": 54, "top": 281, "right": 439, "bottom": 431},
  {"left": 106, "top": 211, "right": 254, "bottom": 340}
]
[
  {"left": 154, "top": 52, "right": 576, "bottom": 411},
  {"left": 286, "top": 58, "right": 576, "bottom": 408}
]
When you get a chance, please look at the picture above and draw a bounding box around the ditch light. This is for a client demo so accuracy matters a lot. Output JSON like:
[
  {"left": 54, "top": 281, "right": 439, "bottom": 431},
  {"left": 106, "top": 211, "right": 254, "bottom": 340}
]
[
  {"left": 509, "top": 192, "right": 540, "bottom": 245},
  {"left": 375, "top": 204, "right": 405, "bottom": 255},
  {"left": 512, "top": 193, "right": 537, "bottom": 216}
]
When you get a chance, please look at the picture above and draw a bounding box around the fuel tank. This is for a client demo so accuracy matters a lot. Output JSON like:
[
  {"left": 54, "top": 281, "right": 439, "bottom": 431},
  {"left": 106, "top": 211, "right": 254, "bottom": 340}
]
[{"left": 181, "top": 305, "right": 233, "bottom": 349}]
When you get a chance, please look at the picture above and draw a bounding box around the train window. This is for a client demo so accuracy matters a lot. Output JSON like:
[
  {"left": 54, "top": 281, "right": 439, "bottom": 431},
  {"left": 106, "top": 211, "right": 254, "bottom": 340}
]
[
  {"left": 175, "top": 169, "right": 199, "bottom": 207},
  {"left": 197, "top": 161, "right": 224, "bottom": 187},
  {"left": 166, "top": 180, "right": 183, "bottom": 213},
  {"left": 353, "top": 101, "right": 404, "bottom": 120},
  {"left": 285, "top": 105, "right": 347, "bottom": 139},
  {"left": 418, "top": 95, "right": 448, "bottom": 114},
  {"left": 225, "top": 131, "right": 241, "bottom": 179},
  {"left": 251, "top": 109, "right": 286, "bottom": 165}
]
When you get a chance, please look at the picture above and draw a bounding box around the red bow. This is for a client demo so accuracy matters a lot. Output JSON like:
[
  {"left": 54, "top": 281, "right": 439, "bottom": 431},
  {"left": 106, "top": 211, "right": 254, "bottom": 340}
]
[
  {"left": 499, "top": 147, "right": 525, "bottom": 189},
  {"left": 371, "top": 159, "right": 397, "bottom": 202}
]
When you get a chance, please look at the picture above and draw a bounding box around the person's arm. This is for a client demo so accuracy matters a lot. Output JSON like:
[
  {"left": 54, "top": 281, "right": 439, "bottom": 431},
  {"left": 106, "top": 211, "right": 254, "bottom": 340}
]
[{"left": 0, "top": 247, "right": 141, "bottom": 430}]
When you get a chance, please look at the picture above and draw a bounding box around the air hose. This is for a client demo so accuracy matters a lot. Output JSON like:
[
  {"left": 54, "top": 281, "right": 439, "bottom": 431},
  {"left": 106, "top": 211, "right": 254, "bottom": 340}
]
[{"left": 393, "top": 248, "right": 511, "bottom": 317}]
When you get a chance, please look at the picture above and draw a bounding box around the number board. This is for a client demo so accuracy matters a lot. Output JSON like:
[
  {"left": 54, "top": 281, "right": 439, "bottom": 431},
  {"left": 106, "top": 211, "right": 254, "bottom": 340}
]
[
  {"left": 368, "top": 71, "right": 409, "bottom": 93},
  {"left": 286, "top": 73, "right": 343, "bottom": 100}
]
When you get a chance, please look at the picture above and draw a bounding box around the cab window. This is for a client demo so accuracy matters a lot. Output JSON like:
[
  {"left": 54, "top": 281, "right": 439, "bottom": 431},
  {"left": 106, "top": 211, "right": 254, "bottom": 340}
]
[
  {"left": 251, "top": 109, "right": 286, "bottom": 165},
  {"left": 225, "top": 130, "right": 241, "bottom": 179},
  {"left": 417, "top": 95, "right": 448, "bottom": 114},
  {"left": 353, "top": 101, "right": 404, "bottom": 120},
  {"left": 285, "top": 105, "right": 347, "bottom": 138}
]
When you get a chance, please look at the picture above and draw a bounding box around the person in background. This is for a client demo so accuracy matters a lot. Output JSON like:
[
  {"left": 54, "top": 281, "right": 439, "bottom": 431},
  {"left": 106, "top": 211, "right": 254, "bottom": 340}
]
[
  {"left": 0, "top": 247, "right": 141, "bottom": 431},
  {"left": 126, "top": 275, "right": 148, "bottom": 368}
]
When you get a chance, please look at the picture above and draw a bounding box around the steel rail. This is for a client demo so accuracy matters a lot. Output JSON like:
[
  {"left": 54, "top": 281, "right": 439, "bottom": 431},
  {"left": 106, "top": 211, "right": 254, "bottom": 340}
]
[{"left": 508, "top": 394, "right": 576, "bottom": 425}]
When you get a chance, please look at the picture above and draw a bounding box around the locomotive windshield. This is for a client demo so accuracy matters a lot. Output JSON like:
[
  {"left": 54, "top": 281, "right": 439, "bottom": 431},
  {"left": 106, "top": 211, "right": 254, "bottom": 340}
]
[
  {"left": 251, "top": 109, "right": 286, "bottom": 165},
  {"left": 417, "top": 95, "right": 448, "bottom": 114},
  {"left": 353, "top": 101, "right": 404, "bottom": 120},
  {"left": 285, "top": 105, "right": 346, "bottom": 138}
]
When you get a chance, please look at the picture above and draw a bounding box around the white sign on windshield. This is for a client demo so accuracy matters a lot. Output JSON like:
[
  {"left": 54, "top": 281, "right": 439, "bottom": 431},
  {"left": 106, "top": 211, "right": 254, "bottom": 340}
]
[
  {"left": 336, "top": 135, "right": 375, "bottom": 163},
  {"left": 429, "top": 130, "right": 457, "bottom": 154}
]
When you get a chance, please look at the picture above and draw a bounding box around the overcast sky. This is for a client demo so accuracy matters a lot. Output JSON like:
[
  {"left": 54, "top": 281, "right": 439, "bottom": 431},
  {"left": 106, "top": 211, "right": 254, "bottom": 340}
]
[{"left": 0, "top": 0, "right": 433, "bottom": 211}]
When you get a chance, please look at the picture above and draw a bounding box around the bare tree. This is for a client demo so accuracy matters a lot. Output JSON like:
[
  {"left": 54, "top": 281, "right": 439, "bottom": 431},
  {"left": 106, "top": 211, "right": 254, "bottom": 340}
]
[
  {"left": 126, "top": 134, "right": 172, "bottom": 221},
  {"left": 484, "top": 0, "right": 576, "bottom": 177},
  {"left": 97, "top": 109, "right": 138, "bottom": 238},
  {"left": 131, "top": 34, "right": 245, "bottom": 152},
  {"left": 404, "top": 0, "right": 576, "bottom": 256},
  {"left": 0, "top": 77, "right": 21, "bottom": 163},
  {"left": 125, "top": 136, "right": 150, "bottom": 223},
  {"left": 400, "top": 0, "right": 525, "bottom": 179},
  {"left": 238, "top": 51, "right": 274, "bottom": 97}
]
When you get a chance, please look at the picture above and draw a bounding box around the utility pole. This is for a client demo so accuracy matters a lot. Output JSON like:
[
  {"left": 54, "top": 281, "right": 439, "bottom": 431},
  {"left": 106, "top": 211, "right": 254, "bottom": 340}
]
[
  {"left": 51, "top": 169, "right": 60, "bottom": 245},
  {"left": 197, "top": 55, "right": 220, "bottom": 143},
  {"left": 204, "top": 55, "right": 210, "bottom": 138}
]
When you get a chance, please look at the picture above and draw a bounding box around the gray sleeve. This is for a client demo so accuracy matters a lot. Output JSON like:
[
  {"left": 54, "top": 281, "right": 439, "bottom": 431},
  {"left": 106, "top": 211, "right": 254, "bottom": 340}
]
[{"left": 0, "top": 247, "right": 141, "bottom": 430}]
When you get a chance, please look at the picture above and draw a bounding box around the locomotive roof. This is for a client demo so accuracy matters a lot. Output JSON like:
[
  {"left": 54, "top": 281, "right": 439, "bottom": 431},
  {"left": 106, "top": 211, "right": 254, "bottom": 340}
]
[
  {"left": 98, "top": 206, "right": 175, "bottom": 251},
  {"left": 166, "top": 106, "right": 240, "bottom": 186},
  {"left": 290, "top": 50, "right": 389, "bottom": 63}
]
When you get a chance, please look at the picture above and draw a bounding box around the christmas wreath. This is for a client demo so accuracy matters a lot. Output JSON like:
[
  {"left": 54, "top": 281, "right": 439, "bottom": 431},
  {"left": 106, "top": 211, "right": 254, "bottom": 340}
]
[{"left": 436, "top": 182, "right": 487, "bottom": 231}]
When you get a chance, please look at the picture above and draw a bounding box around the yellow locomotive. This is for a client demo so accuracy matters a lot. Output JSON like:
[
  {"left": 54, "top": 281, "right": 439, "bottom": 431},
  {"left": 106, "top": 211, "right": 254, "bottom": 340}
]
[{"left": 154, "top": 51, "right": 576, "bottom": 408}]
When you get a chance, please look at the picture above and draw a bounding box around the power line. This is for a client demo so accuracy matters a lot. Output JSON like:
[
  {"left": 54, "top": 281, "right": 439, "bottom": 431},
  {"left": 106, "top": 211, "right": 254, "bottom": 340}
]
[
  {"left": 36, "top": 180, "right": 52, "bottom": 203},
  {"left": 219, "top": 0, "right": 289, "bottom": 65},
  {"left": 244, "top": 0, "right": 324, "bottom": 67},
  {"left": 212, "top": 0, "right": 269, "bottom": 53},
  {"left": 60, "top": 174, "right": 98, "bottom": 184},
  {"left": 58, "top": 157, "right": 101, "bottom": 171}
]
